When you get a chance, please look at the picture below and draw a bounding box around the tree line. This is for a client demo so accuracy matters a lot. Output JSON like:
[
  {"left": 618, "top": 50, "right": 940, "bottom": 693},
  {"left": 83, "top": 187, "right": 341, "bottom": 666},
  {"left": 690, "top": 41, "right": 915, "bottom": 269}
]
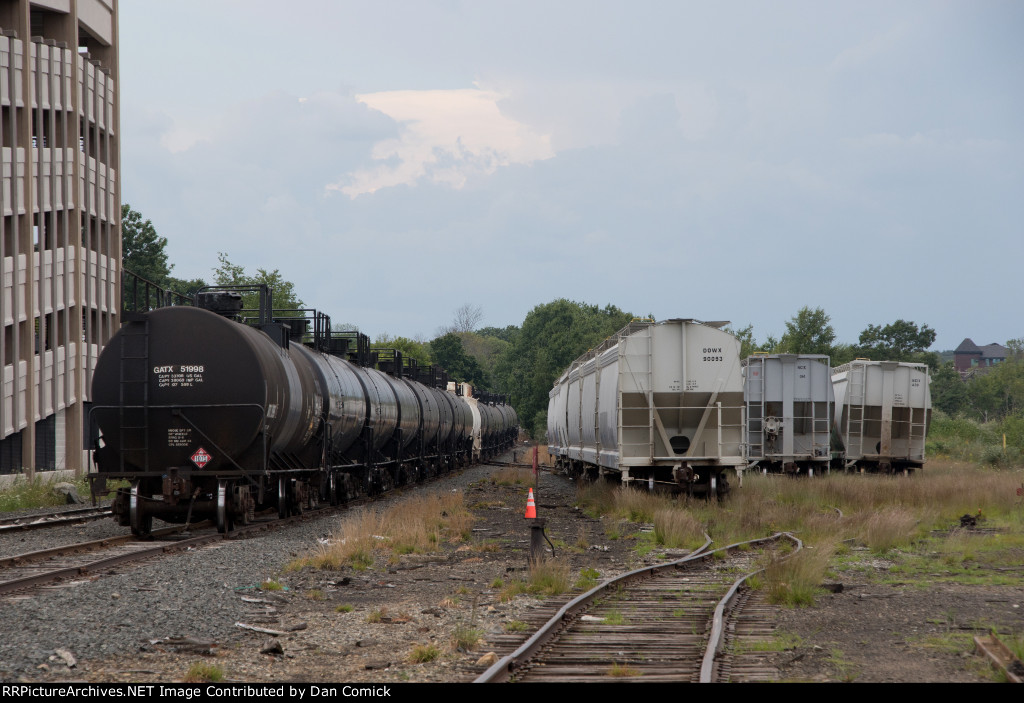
[{"left": 122, "top": 205, "right": 1019, "bottom": 441}]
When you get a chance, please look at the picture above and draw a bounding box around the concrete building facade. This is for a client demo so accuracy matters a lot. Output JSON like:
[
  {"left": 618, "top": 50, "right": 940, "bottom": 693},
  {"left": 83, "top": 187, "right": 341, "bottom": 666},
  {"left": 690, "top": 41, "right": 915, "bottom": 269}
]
[{"left": 0, "top": 0, "right": 119, "bottom": 473}]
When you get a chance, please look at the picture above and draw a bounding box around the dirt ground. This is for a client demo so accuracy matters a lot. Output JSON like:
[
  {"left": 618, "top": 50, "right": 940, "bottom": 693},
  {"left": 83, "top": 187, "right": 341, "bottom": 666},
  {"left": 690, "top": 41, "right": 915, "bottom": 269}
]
[
  {"left": 35, "top": 461, "right": 1024, "bottom": 684},
  {"left": 766, "top": 562, "right": 1024, "bottom": 682}
]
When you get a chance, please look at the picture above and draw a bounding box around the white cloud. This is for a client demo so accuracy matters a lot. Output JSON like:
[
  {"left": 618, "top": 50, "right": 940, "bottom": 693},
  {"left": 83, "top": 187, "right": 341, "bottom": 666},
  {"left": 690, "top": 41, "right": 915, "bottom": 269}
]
[
  {"left": 828, "top": 23, "right": 910, "bottom": 74},
  {"left": 331, "top": 88, "right": 555, "bottom": 197}
]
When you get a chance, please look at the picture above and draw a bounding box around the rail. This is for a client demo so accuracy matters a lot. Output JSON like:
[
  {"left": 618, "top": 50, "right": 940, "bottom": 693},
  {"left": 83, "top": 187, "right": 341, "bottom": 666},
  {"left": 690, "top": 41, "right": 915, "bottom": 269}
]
[{"left": 475, "top": 532, "right": 800, "bottom": 683}]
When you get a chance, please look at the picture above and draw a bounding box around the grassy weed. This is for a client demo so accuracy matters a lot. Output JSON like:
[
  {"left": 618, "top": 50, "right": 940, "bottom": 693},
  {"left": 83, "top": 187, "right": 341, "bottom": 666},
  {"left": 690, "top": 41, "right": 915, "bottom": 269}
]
[
  {"left": 761, "top": 542, "right": 836, "bottom": 607},
  {"left": 607, "top": 662, "right": 640, "bottom": 677},
  {"left": 575, "top": 567, "right": 601, "bottom": 591},
  {"left": 451, "top": 623, "right": 482, "bottom": 651},
  {"left": 183, "top": 662, "right": 224, "bottom": 683},
  {"left": 503, "top": 620, "right": 529, "bottom": 633},
  {"left": 409, "top": 644, "right": 441, "bottom": 663},
  {"left": 0, "top": 474, "right": 93, "bottom": 511},
  {"left": 602, "top": 609, "right": 626, "bottom": 625},
  {"left": 653, "top": 508, "right": 705, "bottom": 549}
]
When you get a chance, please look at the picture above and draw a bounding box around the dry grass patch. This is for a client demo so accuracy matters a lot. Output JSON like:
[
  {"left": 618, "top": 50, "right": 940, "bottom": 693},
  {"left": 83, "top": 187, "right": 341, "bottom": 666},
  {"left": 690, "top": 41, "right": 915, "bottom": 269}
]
[
  {"left": 607, "top": 662, "right": 640, "bottom": 677},
  {"left": 409, "top": 643, "right": 441, "bottom": 663},
  {"left": 499, "top": 558, "right": 572, "bottom": 601},
  {"left": 491, "top": 467, "right": 534, "bottom": 486},
  {"left": 652, "top": 508, "right": 705, "bottom": 549},
  {"left": 859, "top": 506, "right": 919, "bottom": 553},
  {"left": 761, "top": 541, "right": 837, "bottom": 607},
  {"left": 287, "top": 490, "right": 474, "bottom": 572}
]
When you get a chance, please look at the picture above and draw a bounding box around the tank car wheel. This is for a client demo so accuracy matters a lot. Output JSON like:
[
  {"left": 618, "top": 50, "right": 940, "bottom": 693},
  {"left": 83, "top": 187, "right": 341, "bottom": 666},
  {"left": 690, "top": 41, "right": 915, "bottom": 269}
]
[
  {"left": 216, "top": 480, "right": 234, "bottom": 534},
  {"left": 278, "top": 477, "right": 290, "bottom": 519},
  {"left": 305, "top": 481, "right": 317, "bottom": 511},
  {"left": 328, "top": 471, "right": 339, "bottom": 506},
  {"left": 129, "top": 480, "right": 153, "bottom": 538}
]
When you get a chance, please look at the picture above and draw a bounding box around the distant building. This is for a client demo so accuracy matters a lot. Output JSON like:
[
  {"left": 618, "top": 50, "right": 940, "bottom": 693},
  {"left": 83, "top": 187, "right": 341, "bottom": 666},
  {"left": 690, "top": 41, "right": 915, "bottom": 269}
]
[
  {"left": 953, "top": 338, "right": 1008, "bottom": 377},
  {"left": 0, "top": 0, "right": 120, "bottom": 474}
]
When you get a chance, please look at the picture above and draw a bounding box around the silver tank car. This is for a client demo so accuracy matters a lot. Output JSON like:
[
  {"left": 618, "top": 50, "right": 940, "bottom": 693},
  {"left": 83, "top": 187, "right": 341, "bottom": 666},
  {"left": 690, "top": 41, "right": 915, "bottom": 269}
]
[
  {"left": 548, "top": 319, "right": 745, "bottom": 497},
  {"left": 743, "top": 354, "right": 834, "bottom": 475},
  {"left": 831, "top": 359, "right": 931, "bottom": 473}
]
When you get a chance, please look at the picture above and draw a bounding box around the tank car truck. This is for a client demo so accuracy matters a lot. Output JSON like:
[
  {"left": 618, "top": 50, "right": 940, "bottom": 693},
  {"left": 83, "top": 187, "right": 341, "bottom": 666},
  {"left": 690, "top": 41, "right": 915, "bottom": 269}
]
[
  {"left": 830, "top": 359, "right": 931, "bottom": 473},
  {"left": 743, "top": 353, "right": 834, "bottom": 475},
  {"left": 549, "top": 319, "right": 745, "bottom": 497}
]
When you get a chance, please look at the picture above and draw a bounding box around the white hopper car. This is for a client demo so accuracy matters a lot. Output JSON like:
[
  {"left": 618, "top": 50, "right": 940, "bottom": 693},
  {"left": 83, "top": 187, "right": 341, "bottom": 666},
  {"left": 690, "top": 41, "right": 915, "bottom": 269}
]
[
  {"left": 547, "top": 319, "right": 745, "bottom": 497},
  {"left": 743, "top": 354, "right": 834, "bottom": 475},
  {"left": 831, "top": 359, "right": 931, "bottom": 473}
]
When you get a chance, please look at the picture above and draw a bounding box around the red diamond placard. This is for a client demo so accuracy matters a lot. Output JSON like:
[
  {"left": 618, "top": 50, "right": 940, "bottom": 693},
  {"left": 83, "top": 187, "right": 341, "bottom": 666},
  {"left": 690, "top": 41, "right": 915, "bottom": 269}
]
[{"left": 191, "top": 447, "right": 212, "bottom": 468}]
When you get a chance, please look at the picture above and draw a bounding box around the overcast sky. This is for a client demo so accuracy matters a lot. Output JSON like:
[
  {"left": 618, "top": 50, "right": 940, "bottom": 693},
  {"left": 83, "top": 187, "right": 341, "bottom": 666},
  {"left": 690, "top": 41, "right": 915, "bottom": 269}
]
[{"left": 118, "top": 1, "right": 1023, "bottom": 351}]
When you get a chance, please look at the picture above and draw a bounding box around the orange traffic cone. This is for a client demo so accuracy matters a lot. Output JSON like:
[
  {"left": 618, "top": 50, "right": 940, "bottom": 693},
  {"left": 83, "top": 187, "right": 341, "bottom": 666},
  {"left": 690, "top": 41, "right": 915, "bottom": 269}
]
[{"left": 524, "top": 488, "right": 537, "bottom": 519}]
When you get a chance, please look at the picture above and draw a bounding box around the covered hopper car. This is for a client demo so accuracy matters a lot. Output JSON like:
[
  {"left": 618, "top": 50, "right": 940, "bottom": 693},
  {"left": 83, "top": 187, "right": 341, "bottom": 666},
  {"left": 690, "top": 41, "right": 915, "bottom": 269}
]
[
  {"left": 547, "top": 319, "right": 745, "bottom": 497},
  {"left": 830, "top": 359, "right": 931, "bottom": 473},
  {"left": 743, "top": 353, "right": 834, "bottom": 475}
]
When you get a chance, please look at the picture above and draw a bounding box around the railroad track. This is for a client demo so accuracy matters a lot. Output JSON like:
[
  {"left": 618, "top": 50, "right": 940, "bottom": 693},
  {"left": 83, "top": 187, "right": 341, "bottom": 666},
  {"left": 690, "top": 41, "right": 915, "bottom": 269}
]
[
  {"left": 475, "top": 532, "right": 801, "bottom": 683},
  {"left": 0, "top": 461, "right": 490, "bottom": 597},
  {"left": 0, "top": 521, "right": 226, "bottom": 597},
  {"left": 0, "top": 506, "right": 113, "bottom": 532},
  {"left": 0, "top": 502, "right": 334, "bottom": 597}
]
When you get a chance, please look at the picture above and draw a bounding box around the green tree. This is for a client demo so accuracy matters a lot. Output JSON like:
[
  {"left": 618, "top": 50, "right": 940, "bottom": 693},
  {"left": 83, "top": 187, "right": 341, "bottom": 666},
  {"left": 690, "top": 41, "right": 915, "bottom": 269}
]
[
  {"left": 121, "top": 204, "right": 171, "bottom": 284},
  {"left": 930, "top": 362, "right": 968, "bottom": 416},
  {"left": 778, "top": 307, "right": 835, "bottom": 356},
  {"left": 165, "top": 276, "right": 208, "bottom": 300},
  {"left": 211, "top": 252, "right": 304, "bottom": 314},
  {"left": 476, "top": 325, "right": 520, "bottom": 344},
  {"left": 725, "top": 324, "right": 757, "bottom": 359},
  {"left": 966, "top": 355, "right": 1024, "bottom": 421},
  {"left": 858, "top": 320, "right": 937, "bottom": 362},
  {"left": 373, "top": 332, "right": 432, "bottom": 368},
  {"left": 430, "top": 333, "right": 486, "bottom": 388},
  {"left": 460, "top": 331, "right": 512, "bottom": 388},
  {"left": 493, "top": 299, "right": 633, "bottom": 438}
]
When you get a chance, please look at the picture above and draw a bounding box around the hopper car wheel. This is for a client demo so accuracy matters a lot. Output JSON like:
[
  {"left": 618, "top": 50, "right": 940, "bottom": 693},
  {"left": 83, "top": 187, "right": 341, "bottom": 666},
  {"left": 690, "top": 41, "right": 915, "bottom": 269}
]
[
  {"left": 129, "top": 480, "right": 153, "bottom": 538},
  {"left": 216, "top": 480, "right": 234, "bottom": 534}
]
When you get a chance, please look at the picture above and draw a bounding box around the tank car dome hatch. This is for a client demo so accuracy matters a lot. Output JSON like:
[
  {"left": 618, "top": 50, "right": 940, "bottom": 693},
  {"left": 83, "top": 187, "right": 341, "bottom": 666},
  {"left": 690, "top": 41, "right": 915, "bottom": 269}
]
[{"left": 196, "top": 290, "right": 244, "bottom": 317}]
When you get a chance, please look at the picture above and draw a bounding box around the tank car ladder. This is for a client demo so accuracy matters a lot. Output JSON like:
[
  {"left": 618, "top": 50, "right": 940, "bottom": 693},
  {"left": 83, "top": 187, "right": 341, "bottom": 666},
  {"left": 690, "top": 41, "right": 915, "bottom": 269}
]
[
  {"left": 845, "top": 363, "right": 866, "bottom": 463},
  {"left": 117, "top": 316, "right": 151, "bottom": 471}
]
